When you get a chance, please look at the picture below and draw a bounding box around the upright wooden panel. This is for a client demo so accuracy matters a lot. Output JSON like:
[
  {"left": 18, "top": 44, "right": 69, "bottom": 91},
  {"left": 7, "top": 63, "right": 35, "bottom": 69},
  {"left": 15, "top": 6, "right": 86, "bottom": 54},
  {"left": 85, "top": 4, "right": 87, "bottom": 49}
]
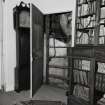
[
  {"left": 45, "top": 15, "right": 50, "bottom": 84},
  {"left": 30, "top": 4, "right": 44, "bottom": 97}
]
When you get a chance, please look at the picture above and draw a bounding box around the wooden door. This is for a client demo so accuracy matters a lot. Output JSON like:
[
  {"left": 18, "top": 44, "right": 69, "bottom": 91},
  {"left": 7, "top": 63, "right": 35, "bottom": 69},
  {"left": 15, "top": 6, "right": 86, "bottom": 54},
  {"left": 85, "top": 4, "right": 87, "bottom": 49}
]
[{"left": 30, "top": 4, "right": 44, "bottom": 97}]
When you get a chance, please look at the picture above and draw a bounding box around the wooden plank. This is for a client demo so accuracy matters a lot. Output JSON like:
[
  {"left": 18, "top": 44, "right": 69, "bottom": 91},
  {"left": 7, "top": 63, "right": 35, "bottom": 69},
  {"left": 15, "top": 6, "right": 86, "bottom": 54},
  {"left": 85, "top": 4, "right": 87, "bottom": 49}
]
[
  {"left": 94, "top": 0, "right": 101, "bottom": 45},
  {"left": 31, "top": 4, "right": 44, "bottom": 97},
  {"left": 89, "top": 56, "right": 96, "bottom": 105},
  {"left": 72, "top": 46, "right": 93, "bottom": 58},
  {"left": 49, "top": 56, "right": 70, "bottom": 58},
  {"left": 67, "top": 48, "right": 74, "bottom": 104},
  {"left": 49, "top": 74, "right": 67, "bottom": 81},
  {"left": 45, "top": 15, "right": 50, "bottom": 84},
  {"left": 49, "top": 65, "right": 71, "bottom": 69}
]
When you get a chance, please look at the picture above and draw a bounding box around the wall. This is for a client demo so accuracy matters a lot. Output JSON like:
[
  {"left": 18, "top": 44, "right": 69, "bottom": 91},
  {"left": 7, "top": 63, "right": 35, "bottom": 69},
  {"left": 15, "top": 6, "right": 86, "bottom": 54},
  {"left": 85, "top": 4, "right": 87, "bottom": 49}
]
[
  {"left": 3, "top": 0, "right": 17, "bottom": 91},
  {"left": 3, "top": 0, "right": 31, "bottom": 91},
  {"left": 0, "top": 0, "right": 3, "bottom": 90},
  {"left": 4, "top": 0, "right": 76, "bottom": 91}
]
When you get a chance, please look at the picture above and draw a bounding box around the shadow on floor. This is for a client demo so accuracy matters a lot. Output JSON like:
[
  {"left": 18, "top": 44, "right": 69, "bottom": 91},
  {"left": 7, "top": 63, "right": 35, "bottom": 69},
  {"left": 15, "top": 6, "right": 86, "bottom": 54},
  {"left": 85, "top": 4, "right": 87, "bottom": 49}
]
[{"left": 0, "top": 85, "right": 67, "bottom": 105}]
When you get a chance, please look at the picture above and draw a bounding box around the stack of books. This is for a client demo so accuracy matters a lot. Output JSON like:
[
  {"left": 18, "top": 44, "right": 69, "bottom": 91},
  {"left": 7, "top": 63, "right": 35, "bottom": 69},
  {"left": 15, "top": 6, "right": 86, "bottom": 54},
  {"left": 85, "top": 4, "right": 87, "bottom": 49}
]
[
  {"left": 73, "top": 60, "right": 90, "bottom": 101},
  {"left": 73, "top": 85, "right": 89, "bottom": 101},
  {"left": 73, "top": 70, "right": 89, "bottom": 86},
  {"left": 78, "top": 1, "right": 96, "bottom": 16},
  {"left": 96, "top": 62, "right": 105, "bottom": 92}
]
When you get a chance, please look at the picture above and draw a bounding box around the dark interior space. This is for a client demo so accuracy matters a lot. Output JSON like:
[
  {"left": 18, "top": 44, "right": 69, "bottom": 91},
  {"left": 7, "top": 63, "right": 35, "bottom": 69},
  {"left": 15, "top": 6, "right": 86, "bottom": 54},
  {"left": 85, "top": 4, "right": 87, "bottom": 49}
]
[
  {"left": 18, "top": 28, "right": 30, "bottom": 91},
  {"left": 49, "top": 13, "right": 71, "bottom": 43},
  {"left": 13, "top": 3, "right": 30, "bottom": 92}
]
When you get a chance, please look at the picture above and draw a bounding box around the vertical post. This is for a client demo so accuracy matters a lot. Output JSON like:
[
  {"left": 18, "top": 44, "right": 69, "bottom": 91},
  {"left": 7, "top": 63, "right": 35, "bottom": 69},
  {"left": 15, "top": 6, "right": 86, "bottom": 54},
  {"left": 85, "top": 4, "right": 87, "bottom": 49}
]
[
  {"left": 89, "top": 49, "right": 96, "bottom": 105},
  {"left": 95, "top": 0, "right": 101, "bottom": 45},
  {"left": 0, "top": 0, "right": 4, "bottom": 91},
  {"left": 67, "top": 48, "right": 74, "bottom": 105},
  {"left": 45, "top": 15, "right": 50, "bottom": 84},
  {"left": 73, "top": 0, "right": 78, "bottom": 46}
]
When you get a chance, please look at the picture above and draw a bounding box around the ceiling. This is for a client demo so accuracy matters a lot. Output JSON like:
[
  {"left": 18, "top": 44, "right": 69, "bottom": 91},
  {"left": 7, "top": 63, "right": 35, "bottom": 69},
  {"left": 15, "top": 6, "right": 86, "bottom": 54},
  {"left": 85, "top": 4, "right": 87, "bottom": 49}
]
[
  {"left": 15, "top": 0, "right": 75, "bottom": 14},
  {"left": 31, "top": 0, "right": 75, "bottom": 14}
]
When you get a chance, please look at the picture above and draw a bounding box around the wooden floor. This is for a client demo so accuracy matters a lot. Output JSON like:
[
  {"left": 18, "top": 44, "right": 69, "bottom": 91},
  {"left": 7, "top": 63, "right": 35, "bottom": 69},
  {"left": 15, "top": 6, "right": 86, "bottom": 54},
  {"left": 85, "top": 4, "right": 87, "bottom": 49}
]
[{"left": 0, "top": 85, "right": 67, "bottom": 105}]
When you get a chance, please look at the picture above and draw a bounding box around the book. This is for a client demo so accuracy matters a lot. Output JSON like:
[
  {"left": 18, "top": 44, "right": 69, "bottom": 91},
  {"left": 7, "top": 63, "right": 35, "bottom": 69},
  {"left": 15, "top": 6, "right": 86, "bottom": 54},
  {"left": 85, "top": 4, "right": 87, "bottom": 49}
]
[
  {"left": 73, "top": 85, "right": 89, "bottom": 101},
  {"left": 102, "top": 75, "right": 105, "bottom": 92},
  {"left": 96, "top": 73, "right": 102, "bottom": 91}
]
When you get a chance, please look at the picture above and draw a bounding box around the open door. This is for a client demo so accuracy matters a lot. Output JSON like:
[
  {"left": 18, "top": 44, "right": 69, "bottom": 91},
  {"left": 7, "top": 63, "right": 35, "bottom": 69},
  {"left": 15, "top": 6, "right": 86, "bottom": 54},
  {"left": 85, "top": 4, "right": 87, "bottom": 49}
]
[{"left": 30, "top": 4, "right": 44, "bottom": 97}]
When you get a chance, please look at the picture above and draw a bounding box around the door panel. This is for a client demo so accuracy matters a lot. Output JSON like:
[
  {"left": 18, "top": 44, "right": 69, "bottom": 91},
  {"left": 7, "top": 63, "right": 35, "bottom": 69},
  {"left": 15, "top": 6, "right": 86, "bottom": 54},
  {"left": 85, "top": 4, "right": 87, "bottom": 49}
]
[{"left": 30, "top": 4, "right": 44, "bottom": 97}]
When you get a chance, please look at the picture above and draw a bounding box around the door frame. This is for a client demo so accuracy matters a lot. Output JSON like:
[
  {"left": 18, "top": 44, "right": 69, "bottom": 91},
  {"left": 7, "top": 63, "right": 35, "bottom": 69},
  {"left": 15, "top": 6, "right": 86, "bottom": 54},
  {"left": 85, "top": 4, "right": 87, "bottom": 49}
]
[
  {"left": 45, "top": 11, "right": 72, "bottom": 84},
  {"left": 30, "top": 3, "right": 73, "bottom": 98},
  {"left": 30, "top": 3, "right": 32, "bottom": 98}
]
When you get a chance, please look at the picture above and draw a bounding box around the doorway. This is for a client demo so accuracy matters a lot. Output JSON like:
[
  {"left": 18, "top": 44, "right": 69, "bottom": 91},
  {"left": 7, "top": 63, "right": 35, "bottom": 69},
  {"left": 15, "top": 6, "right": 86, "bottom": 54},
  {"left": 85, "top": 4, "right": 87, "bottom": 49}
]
[
  {"left": 19, "top": 28, "right": 30, "bottom": 91},
  {"left": 15, "top": 28, "right": 30, "bottom": 91},
  {"left": 14, "top": 2, "right": 72, "bottom": 103},
  {"left": 29, "top": 9, "right": 72, "bottom": 104}
]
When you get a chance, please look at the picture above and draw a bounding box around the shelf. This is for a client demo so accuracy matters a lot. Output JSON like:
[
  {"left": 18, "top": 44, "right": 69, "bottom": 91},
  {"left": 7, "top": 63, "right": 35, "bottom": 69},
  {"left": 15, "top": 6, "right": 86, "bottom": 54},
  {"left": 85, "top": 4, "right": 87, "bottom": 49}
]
[
  {"left": 73, "top": 82, "right": 89, "bottom": 88},
  {"left": 49, "top": 46, "right": 70, "bottom": 48},
  {"left": 100, "top": 17, "right": 105, "bottom": 20},
  {"left": 97, "top": 72, "right": 105, "bottom": 75},
  {"left": 77, "top": 27, "right": 95, "bottom": 30},
  {"left": 77, "top": 27, "right": 95, "bottom": 33},
  {"left": 101, "top": 5, "right": 105, "bottom": 8},
  {"left": 49, "top": 36, "right": 69, "bottom": 39},
  {"left": 49, "top": 65, "right": 71, "bottom": 69},
  {"left": 48, "top": 82, "right": 68, "bottom": 90},
  {"left": 73, "top": 68, "right": 90, "bottom": 72},
  {"left": 49, "top": 56, "right": 70, "bottom": 58},
  {"left": 71, "top": 56, "right": 92, "bottom": 60},
  {"left": 100, "top": 23, "right": 105, "bottom": 26},
  {"left": 78, "top": 13, "right": 95, "bottom": 18},
  {"left": 49, "top": 74, "right": 68, "bottom": 80},
  {"left": 68, "top": 0, "right": 105, "bottom": 104},
  {"left": 78, "top": 0, "right": 96, "bottom": 6},
  {"left": 98, "top": 35, "right": 105, "bottom": 37},
  {"left": 19, "top": 27, "right": 30, "bottom": 30}
]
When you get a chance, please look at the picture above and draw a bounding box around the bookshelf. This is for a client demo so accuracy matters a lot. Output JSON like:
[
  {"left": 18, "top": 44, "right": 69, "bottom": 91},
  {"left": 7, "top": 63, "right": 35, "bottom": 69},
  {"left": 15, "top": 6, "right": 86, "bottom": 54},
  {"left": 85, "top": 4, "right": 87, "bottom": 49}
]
[
  {"left": 68, "top": 0, "right": 105, "bottom": 105},
  {"left": 45, "top": 13, "right": 72, "bottom": 89}
]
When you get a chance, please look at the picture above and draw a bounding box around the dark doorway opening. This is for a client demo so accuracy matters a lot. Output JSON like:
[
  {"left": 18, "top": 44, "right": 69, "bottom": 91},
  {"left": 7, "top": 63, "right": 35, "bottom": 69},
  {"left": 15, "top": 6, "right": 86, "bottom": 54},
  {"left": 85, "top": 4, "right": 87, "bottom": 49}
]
[
  {"left": 18, "top": 28, "right": 30, "bottom": 91},
  {"left": 15, "top": 28, "right": 30, "bottom": 92}
]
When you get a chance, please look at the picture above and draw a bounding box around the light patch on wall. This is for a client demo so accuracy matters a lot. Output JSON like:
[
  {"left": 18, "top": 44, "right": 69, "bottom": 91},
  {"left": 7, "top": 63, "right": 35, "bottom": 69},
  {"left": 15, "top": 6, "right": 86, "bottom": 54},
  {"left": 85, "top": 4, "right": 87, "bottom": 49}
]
[{"left": 0, "top": 0, "right": 3, "bottom": 90}]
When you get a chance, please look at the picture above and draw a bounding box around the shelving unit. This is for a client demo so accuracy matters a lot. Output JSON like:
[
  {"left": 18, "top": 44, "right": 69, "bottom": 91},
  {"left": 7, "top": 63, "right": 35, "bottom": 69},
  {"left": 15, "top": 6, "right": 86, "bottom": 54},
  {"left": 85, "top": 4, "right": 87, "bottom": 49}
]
[
  {"left": 45, "top": 13, "right": 71, "bottom": 89},
  {"left": 68, "top": 0, "right": 105, "bottom": 105}
]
